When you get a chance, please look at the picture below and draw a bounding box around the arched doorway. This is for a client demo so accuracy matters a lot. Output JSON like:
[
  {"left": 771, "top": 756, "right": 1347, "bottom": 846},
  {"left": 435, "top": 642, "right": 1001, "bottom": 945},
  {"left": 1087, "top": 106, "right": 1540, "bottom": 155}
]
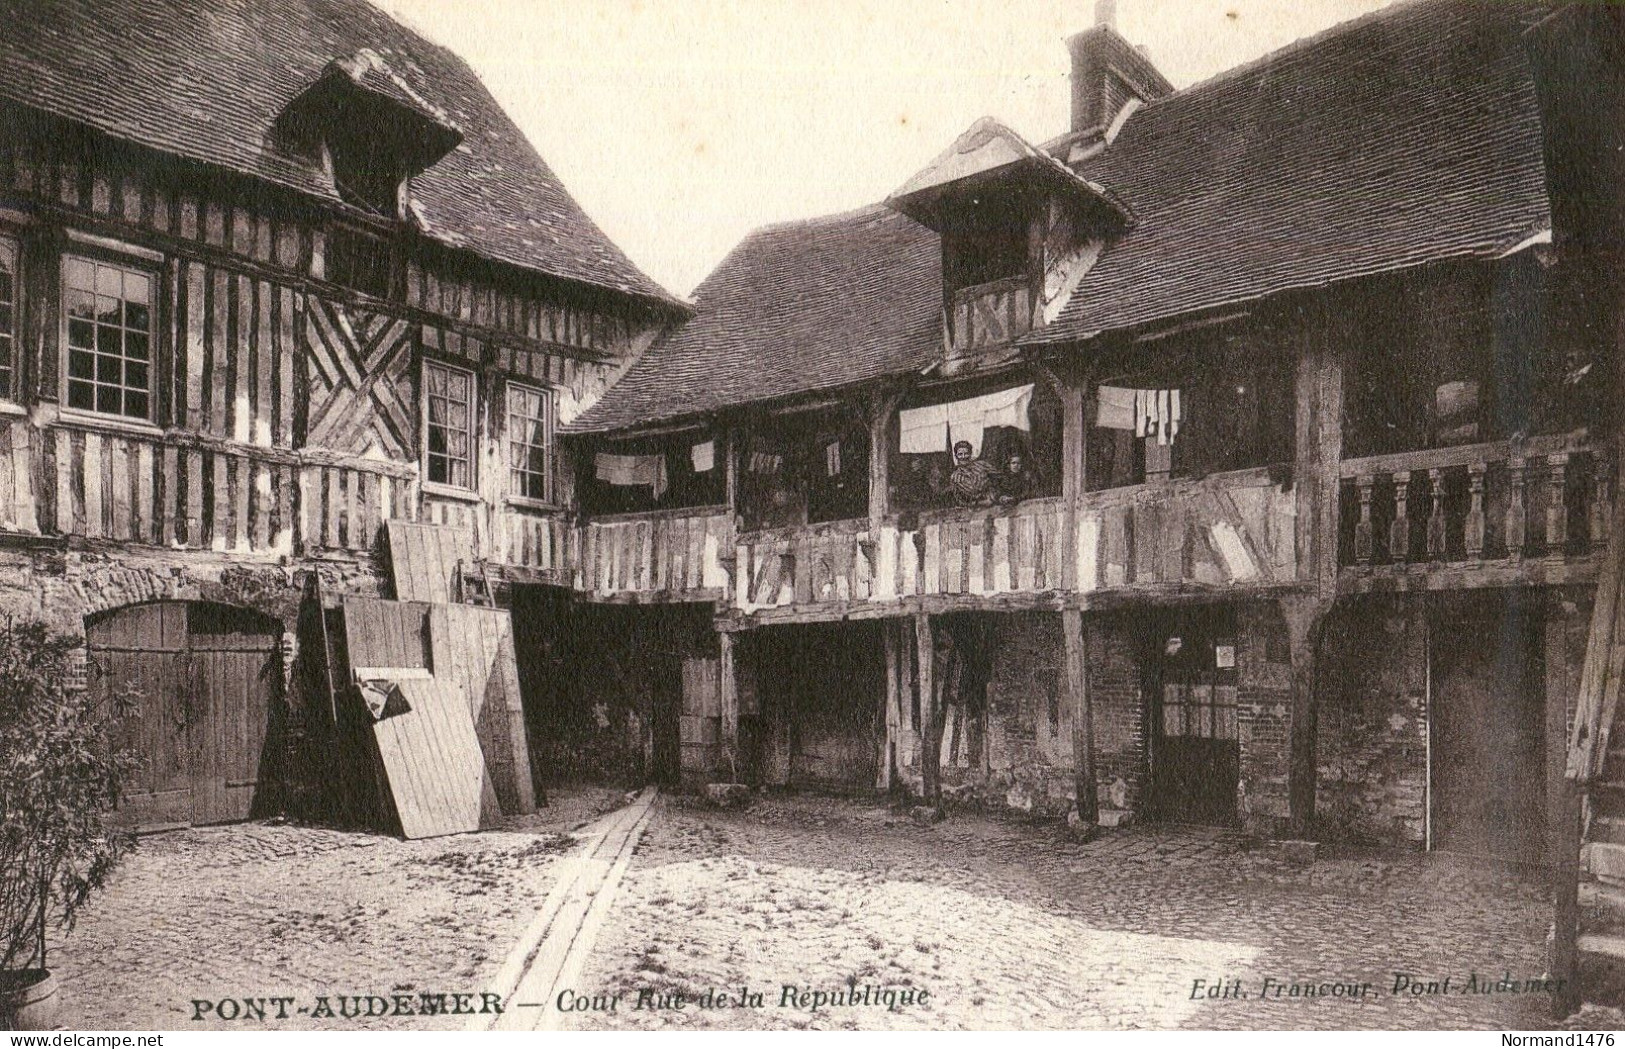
[{"left": 87, "top": 601, "right": 285, "bottom": 830}]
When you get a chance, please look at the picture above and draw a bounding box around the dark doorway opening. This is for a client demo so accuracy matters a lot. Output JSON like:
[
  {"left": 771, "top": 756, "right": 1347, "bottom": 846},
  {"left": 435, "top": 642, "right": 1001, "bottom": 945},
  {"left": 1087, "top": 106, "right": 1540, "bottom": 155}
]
[
  {"left": 1146, "top": 606, "right": 1241, "bottom": 826},
  {"left": 751, "top": 621, "right": 885, "bottom": 792},
  {"left": 510, "top": 589, "right": 712, "bottom": 790},
  {"left": 1429, "top": 593, "right": 1546, "bottom": 863}
]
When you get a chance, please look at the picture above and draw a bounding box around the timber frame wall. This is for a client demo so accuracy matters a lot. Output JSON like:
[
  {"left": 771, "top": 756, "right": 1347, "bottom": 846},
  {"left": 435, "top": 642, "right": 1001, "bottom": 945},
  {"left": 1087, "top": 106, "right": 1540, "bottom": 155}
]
[
  {"left": 0, "top": 106, "right": 668, "bottom": 583},
  {"left": 566, "top": 261, "right": 1612, "bottom": 836}
]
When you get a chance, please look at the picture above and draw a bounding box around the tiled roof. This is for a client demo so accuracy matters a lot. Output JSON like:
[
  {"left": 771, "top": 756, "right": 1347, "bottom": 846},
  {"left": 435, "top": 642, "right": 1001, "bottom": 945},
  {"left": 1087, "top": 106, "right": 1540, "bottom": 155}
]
[
  {"left": 1025, "top": 0, "right": 1554, "bottom": 344},
  {"left": 0, "top": 0, "right": 680, "bottom": 309},
  {"left": 569, "top": 205, "right": 942, "bottom": 433}
]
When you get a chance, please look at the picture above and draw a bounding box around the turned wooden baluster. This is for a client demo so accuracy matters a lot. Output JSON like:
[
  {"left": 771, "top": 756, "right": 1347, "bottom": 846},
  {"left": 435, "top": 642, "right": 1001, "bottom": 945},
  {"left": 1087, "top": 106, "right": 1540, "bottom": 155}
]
[
  {"left": 1354, "top": 475, "right": 1375, "bottom": 567},
  {"left": 1505, "top": 457, "right": 1527, "bottom": 561},
  {"left": 1426, "top": 467, "right": 1447, "bottom": 561},
  {"left": 1592, "top": 448, "right": 1612, "bottom": 550},
  {"left": 1390, "top": 471, "right": 1411, "bottom": 564},
  {"left": 1464, "top": 461, "right": 1487, "bottom": 562},
  {"left": 1547, "top": 452, "right": 1569, "bottom": 555}
]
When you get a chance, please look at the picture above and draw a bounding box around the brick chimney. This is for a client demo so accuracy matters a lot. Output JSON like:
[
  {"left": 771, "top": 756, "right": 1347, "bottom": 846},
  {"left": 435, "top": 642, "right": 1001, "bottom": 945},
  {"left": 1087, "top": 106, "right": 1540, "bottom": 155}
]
[{"left": 1067, "top": 1, "right": 1173, "bottom": 135}]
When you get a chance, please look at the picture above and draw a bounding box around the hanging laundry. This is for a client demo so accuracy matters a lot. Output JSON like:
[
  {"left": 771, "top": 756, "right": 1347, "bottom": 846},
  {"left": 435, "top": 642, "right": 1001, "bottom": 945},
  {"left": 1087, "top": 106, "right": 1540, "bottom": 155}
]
[
  {"left": 1095, "top": 385, "right": 1138, "bottom": 430},
  {"left": 690, "top": 440, "right": 715, "bottom": 473},
  {"left": 595, "top": 452, "right": 668, "bottom": 498},
  {"left": 1124, "top": 387, "right": 1183, "bottom": 444},
  {"left": 899, "top": 402, "right": 951, "bottom": 455},
  {"left": 825, "top": 440, "right": 842, "bottom": 477},
  {"left": 748, "top": 451, "right": 783, "bottom": 474},
  {"left": 898, "top": 384, "right": 1035, "bottom": 458}
]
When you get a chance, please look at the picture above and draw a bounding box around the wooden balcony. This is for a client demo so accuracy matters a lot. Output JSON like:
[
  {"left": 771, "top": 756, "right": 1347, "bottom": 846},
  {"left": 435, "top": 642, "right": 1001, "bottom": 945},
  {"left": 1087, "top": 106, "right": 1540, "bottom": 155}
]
[
  {"left": 949, "top": 276, "right": 1035, "bottom": 355},
  {"left": 1337, "top": 430, "right": 1608, "bottom": 592},
  {"left": 731, "top": 498, "right": 1078, "bottom": 622},
  {"left": 577, "top": 506, "right": 733, "bottom": 602},
  {"left": 1078, "top": 468, "right": 1301, "bottom": 599}
]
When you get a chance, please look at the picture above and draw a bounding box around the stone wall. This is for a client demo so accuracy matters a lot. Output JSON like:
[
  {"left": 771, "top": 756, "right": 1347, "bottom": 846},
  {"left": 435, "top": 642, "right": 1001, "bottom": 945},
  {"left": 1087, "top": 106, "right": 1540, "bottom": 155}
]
[
  {"left": 902, "top": 610, "right": 1148, "bottom": 821},
  {"left": 977, "top": 612, "right": 1072, "bottom": 816},
  {"left": 1315, "top": 597, "right": 1429, "bottom": 846}
]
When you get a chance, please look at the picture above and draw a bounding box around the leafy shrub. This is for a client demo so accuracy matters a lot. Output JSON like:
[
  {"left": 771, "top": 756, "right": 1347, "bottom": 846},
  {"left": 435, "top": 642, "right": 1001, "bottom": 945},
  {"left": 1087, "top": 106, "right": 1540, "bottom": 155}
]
[{"left": 0, "top": 621, "right": 138, "bottom": 972}]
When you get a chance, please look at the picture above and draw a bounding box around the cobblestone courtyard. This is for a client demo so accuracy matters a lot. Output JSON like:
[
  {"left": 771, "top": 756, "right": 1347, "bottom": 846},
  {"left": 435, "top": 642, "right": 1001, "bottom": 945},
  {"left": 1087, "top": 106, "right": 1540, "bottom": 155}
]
[
  {"left": 569, "top": 795, "right": 1558, "bottom": 1031},
  {"left": 52, "top": 789, "right": 628, "bottom": 1031},
  {"left": 54, "top": 790, "right": 1560, "bottom": 1031}
]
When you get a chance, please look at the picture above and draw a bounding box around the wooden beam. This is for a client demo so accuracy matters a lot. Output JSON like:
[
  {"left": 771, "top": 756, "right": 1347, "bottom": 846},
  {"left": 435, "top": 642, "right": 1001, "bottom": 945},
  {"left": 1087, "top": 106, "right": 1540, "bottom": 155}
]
[
  {"left": 1551, "top": 780, "right": 1583, "bottom": 1018},
  {"left": 1063, "top": 608, "right": 1098, "bottom": 826},
  {"left": 1282, "top": 595, "right": 1331, "bottom": 835},
  {"left": 881, "top": 620, "right": 900, "bottom": 791},
  {"left": 866, "top": 389, "right": 904, "bottom": 524},
  {"left": 718, "top": 628, "right": 740, "bottom": 781},
  {"left": 914, "top": 613, "right": 940, "bottom": 805}
]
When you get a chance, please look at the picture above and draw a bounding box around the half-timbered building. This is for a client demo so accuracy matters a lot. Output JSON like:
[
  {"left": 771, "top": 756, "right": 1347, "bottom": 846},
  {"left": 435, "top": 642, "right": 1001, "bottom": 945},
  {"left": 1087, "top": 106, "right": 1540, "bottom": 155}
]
[
  {"left": 563, "top": 0, "right": 1612, "bottom": 871},
  {"left": 0, "top": 0, "right": 686, "bottom": 830}
]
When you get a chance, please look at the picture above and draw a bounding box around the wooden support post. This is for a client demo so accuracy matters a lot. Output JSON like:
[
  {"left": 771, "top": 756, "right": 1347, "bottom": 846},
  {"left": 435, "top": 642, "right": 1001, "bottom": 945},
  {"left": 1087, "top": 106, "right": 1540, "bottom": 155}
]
[
  {"left": 914, "top": 612, "right": 941, "bottom": 806},
  {"left": 718, "top": 629, "right": 740, "bottom": 782},
  {"left": 881, "top": 620, "right": 900, "bottom": 791},
  {"left": 1063, "top": 609, "right": 1098, "bottom": 828},
  {"left": 866, "top": 390, "right": 903, "bottom": 525},
  {"left": 1551, "top": 779, "right": 1583, "bottom": 1019},
  {"left": 1548, "top": 599, "right": 1582, "bottom": 1019},
  {"left": 1282, "top": 597, "right": 1330, "bottom": 837},
  {"left": 724, "top": 424, "right": 740, "bottom": 518}
]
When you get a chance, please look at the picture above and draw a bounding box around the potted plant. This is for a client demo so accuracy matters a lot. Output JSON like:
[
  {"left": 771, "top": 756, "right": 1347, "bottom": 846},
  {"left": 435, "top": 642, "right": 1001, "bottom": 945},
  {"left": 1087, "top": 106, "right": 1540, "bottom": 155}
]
[{"left": 0, "top": 621, "right": 137, "bottom": 1031}]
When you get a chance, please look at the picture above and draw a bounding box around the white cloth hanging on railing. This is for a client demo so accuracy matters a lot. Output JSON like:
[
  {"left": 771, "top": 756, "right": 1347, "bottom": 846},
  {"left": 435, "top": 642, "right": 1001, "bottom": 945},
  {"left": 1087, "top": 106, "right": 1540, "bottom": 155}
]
[
  {"left": 595, "top": 452, "right": 668, "bottom": 498},
  {"left": 898, "top": 384, "right": 1034, "bottom": 457},
  {"left": 1098, "top": 385, "right": 1181, "bottom": 445}
]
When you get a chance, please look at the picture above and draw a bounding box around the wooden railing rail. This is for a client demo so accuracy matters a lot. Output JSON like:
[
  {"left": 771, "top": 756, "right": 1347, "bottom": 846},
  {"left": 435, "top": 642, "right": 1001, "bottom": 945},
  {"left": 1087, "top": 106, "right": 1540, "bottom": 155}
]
[{"left": 1339, "top": 431, "right": 1608, "bottom": 569}]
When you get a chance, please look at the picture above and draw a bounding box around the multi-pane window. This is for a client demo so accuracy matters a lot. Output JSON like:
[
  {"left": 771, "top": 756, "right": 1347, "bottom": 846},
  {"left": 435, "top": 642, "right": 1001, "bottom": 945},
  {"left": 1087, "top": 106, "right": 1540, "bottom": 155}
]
[
  {"left": 1160, "top": 638, "right": 1240, "bottom": 742},
  {"left": 63, "top": 255, "right": 153, "bottom": 420},
  {"left": 506, "top": 382, "right": 552, "bottom": 502},
  {"left": 423, "top": 360, "right": 474, "bottom": 489},
  {"left": 0, "top": 237, "right": 16, "bottom": 400}
]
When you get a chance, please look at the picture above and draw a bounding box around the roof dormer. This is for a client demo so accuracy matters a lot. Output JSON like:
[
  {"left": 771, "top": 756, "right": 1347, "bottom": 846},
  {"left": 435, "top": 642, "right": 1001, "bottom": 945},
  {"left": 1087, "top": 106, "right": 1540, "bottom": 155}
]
[
  {"left": 886, "top": 117, "right": 1130, "bottom": 365},
  {"left": 280, "top": 48, "right": 464, "bottom": 219}
]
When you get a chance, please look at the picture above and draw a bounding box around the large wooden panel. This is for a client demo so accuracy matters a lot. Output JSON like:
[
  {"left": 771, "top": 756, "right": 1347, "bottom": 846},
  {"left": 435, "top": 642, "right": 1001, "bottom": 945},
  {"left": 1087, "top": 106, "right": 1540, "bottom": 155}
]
[
  {"left": 428, "top": 604, "right": 536, "bottom": 817},
  {"left": 370, "top": 676, "right": 494, "bottom": 839},
  {"left": 386, "top": 520, "right": 475, "bottom": 603},
  {"left": 342, "top": 598, "right": 431, "bottom": 670}
]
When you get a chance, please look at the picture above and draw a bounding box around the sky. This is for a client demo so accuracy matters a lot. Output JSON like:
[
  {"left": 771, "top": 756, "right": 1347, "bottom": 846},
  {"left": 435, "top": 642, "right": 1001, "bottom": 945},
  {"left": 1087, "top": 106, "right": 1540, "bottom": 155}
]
[{"left": 370, "top": 0, "right": 1399, "bottom": 299}]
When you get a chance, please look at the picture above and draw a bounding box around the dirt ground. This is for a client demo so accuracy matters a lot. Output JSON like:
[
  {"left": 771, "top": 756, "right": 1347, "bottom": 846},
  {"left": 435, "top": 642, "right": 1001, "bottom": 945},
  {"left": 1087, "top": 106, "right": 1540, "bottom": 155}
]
[
  {"left": 50, "top": 786, "right": 628, "bottom": 1031},
  {"left": 568, "top": 794, "right": 1561, "bottom": 1031}
]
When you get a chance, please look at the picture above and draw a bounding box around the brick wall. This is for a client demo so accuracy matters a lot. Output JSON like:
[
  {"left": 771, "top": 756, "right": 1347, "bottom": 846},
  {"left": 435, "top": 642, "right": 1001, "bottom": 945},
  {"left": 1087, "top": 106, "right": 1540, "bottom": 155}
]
[
  {"left": 896, "top": 610, "right": 1148, "bottom": 821},
  {"left": 1086, "top": 616, "right": 1148, "bottom": 813},
  {"left": 1237, "top": 602, "right": 1294, "bottom": 835}
]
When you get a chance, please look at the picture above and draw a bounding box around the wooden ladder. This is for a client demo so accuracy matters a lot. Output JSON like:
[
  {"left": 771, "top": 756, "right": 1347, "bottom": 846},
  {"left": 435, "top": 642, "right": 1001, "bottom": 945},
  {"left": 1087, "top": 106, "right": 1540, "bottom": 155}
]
[{"left": 456, "top": 558, "right": 498, "bottom": 608}]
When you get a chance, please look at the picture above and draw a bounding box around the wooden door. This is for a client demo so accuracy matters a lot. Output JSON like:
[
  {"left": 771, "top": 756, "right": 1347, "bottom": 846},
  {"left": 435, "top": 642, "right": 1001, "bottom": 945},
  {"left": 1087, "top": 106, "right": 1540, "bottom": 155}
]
[
  {"left": 1430, "top": 599, "right": 1545, "bottom": 862},
  {"left": 1148, "top": 615, "right": 1240, "bottom": 825},
  {"left": 91, "top": 603, "right": 193, "bottom": 830},
  {"left": 187, "top": 605, "right": 282, "bottom": 825},
  {"left": 89, "top": 602, "right": 282, "bottom": 830}
]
